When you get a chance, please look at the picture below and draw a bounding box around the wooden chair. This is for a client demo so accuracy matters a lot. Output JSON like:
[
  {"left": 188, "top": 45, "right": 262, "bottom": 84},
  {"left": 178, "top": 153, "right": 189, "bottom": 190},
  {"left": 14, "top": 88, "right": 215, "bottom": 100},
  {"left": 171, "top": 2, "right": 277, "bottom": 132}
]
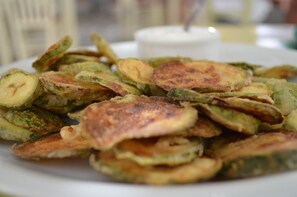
[{"left": 2, "top": 0, "right": 77, "bottom": 60}]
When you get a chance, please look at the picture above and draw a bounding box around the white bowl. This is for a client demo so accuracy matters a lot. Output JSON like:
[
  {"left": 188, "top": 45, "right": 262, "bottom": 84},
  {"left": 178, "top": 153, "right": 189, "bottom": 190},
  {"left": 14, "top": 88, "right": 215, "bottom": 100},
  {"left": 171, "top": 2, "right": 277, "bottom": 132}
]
[{"left": 134, "top": 26, "right": 220, "bottom": 60}]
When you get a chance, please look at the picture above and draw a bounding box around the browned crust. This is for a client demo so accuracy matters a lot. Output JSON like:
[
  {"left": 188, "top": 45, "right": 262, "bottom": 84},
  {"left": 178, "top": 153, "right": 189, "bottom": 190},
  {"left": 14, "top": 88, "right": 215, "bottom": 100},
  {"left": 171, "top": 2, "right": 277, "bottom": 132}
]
[
  {"left": 80, "top": 95, "right": 197, "bottom": 150},
  {"left": 152, "top": 61, "right": 251, "bottom": 91}
]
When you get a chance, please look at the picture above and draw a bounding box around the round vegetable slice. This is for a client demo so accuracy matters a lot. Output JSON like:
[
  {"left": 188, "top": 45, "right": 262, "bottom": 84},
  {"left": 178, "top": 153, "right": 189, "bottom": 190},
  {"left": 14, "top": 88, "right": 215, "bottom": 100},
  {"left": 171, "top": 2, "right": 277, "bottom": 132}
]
[
  {"left": 32, "top": 35, "right": 73, "bottom": 72},
  {"left": 0, "top": 69, "right": 42, "bottom": 109},
  {"left": 90, "top": 151, "right": 222, "bottom": 185},
  {"left": 79, "top": 95, "right": 198, "bottom": 150},
  {"left": 152, "top": 61, "right": 252, "bottom": 92},
  {"left": 113, "top": 136, "right": 203, "bottom": 166}
]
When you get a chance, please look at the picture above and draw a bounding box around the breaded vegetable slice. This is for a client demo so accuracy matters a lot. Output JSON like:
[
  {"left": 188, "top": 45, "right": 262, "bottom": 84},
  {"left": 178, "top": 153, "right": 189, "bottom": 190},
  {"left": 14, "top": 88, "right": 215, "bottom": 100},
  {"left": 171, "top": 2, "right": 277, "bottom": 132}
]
[
  {"left": 117, "top": 59, "right": 154, "bottom": 93},
  {"left": 79, "top": 95, "right": 198, "bottom": 150},
  {"left": 0, "top": 69, "right": 43, "bottom": 109},
  {"left": 179, "top": 116, "right": 222, "bottom": 138},
  {"left": 66, "top": 50, "right": 102, "bottom": 58},
  {"left": 40, "top": 71, "right": 115, "bottom": 101},
  {"left": 0, "top": 108, "right": 33, "bottom": 141},
  {"left": 75, "top": 71, "right": 142, "bottom": 96},
  {"left": 145, "top": 57, "right": 192, "bottom": 68},
  {"left": 32, "top": 35, "right": 73, "bottom": 72},
  {"left": 228, "top": 62, "right": 261, "bottom": 72},
  {"left": 113, "top": 136, "right": 203, "bottom": 166},
  {"left": 152, "top": 61, "right": 251, "bottom": 92},
  {"left": 255, "top": 65, "right": 297, "bottom": 79},
  {"left": 90, "top": 151, "right": 222, "bottom": 185},
  {"left": 13, "top": 130, "right": 91, "bottom": 160},
  {"left": 34, "top": 93, "right": 79, "bottom": 115},
  {"left": 212, "top": 131, "right": 297, "bottom": 179},
  {"left": 59, "top": 61, "right": 110, "bottom": 75},
  {"left": 54, "top": 54, "right": 100, "bottom": 69},
  {"left": 283, "top": 109, "right": 297, "bottom": 132},
  {"left": 272, "top": 83, "right": 297, "bottom": 115},
  {"left": 91, "top": 33, "right": 118, "bottom": 64},
  {"left": 198, "top": 104, "right": 260, "bottom": 135},
  {"left": 204, "top": 97, "right": 283, "bottom": 124},
  {"left": 2, "top": 107, "right": 65, "bottom": 134}
]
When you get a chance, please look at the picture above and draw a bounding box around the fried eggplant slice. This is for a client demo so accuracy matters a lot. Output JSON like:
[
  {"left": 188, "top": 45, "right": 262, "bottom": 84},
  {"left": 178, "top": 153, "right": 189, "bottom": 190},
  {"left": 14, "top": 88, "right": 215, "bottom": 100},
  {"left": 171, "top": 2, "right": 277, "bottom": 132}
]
[
  {"left": 13, "top": 130, "right": 91, "bottom": 160},
  {"left": 90, "top": 151, "right": 222, "bottom": 185},
  {"left": 255, "top": 65, "right": 297, "bottom": 79},
  {"left": 204, "top": 97, "right": 283, "bottom": 124},
  {"left": 117, "top": 59, "right": 154, "bottom": 93},
  {"left": 58, "top": 61, "right": 110, "bottom": 75},
  {"left": 79, "top": 95, "right": 198, "bottom": 150},
  {"left": 113, "top": 136, "right": 203, "bottom": 166},
  {"left": 211, "top": 131, "right": 297, "bottom": 179},
  {"left": 40, "top": 71, "right": 115, "bottom": 101},
  {"left": 0, "top": 69, "right": 43, "bottom": 109},
  {"left": 198, "top": 104, "right": 260, "bottom": 135},
  {"left": 90, "top": 33, "right": 118, "bottom": 64},
  {"left": 145, "top": 57, "right": 192, "bottom": 68},
  {"left": 152, "top": 61, "right": 251, "bottom": 92},
  {"left": 0, "top": 108, "right": 33, "bottom": 141},
  {"left": 75, "top": 71, "right": 142, "bottom": 96},
  {"left": 283, "top": 109, "right": 297, "bottom": 132},
  {"left": 179, "top": 116, "right": 222, "bottom": 138},
  {"left": 3, "top": 107, "right": 65, "bottom": 134},
  {"left": 227, "top": 62, "right": 261, "bottom": 72},
  {"left": 32, "top": 35, "right": 73, "bottom": 72}
]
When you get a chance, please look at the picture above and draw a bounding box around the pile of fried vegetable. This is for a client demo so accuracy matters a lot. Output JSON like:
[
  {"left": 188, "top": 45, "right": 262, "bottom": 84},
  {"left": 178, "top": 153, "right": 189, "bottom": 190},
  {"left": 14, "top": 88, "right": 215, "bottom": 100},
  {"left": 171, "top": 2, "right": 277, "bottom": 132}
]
[{"left": 1, "top": 33, "right": 297, "bottom": 185}]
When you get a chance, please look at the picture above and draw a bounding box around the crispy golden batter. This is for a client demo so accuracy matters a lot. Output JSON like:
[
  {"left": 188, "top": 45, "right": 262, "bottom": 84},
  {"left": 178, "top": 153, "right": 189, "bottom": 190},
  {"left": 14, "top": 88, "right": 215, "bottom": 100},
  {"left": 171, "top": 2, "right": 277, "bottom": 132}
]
[
  {"left": 90, "top": 151, "right": 222, "bottom": 185},
  {"left": 114, "top": 136, "right": 203, "bottom": 166},
  {"left": 40, "top": 71, "right": 115, "bottom": 101},
  {"left": 152, "top": 61, "right": 251, "bottom": 92},
  {"left": 13, "top": 127, "right": 91, "bottom": 160},
  {"left": 79, "top": 95, "right": 198, "bottom": 150}
]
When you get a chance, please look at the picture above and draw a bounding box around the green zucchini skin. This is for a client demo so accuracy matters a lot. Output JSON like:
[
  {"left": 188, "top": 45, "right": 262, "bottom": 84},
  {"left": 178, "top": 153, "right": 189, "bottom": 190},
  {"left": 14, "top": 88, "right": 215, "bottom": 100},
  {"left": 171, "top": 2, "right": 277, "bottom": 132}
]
[{"left": 220, "top": 150, "right": 297, "bottom": 179}]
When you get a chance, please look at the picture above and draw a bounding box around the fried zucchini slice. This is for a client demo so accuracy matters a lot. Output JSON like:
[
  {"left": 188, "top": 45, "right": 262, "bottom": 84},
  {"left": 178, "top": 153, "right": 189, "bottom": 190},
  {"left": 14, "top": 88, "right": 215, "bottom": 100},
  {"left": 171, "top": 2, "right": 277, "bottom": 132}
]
[
  {"left": 198, "top": 104, "right": 260, "bottom": 135},
  {"left": 227, "top": 62, "right": 261, "bottom": 72},
  {"left": 34, "top": 93, "right": 79, "bottom": 115},
  {"left": 272, "top": 83, "right": 297, "bottom": 115},
  {"left": 283, "top": 109, "right": 297, "bottom": 132},
  {"left": 32, "top": 35, "right": 73, "bottom": 72},
  {"left": 90, "top": 151, "right": 222, "bottom": 185},
  {"left": 58, "top": 61, "right": 110, "bottom": 75},
  {"left": 90, "top": 33, "right": 118, "bottom": 64},
  {"left": 152, "top": 61, "right": 251, "bottom": 92},
  {"left": 40, "top": 71, "right": 115, "bottom": 101},
  {"left": 66, "top": 50, "right": 102, "bottom": 58},
  {"left": 255, "top": 65, "right": 297, "bottom": 79},
  {"left": 204, "top": 97, "right": 283, "bottom": 124},
  {"left": 212, "top": 131, "right": 297, "bottom": 179},
  {"left": 113, "top": 136, "right": 203, "bottom": 166},
  {"left": 79, "top": 95, "right": 198, "bottom": 150},
  {"left": 145, "top": 57, "right": 192, "bottom": 68},
  {"left": 0, "top": 109, "right": 33, "bottom": 141},
  {"left": 12, "top": 131, "right": 91, "bottom": 160},
  {"left": 0, "top": 69, "right": 43, "bottom": 109},
  {"left": 54, "top": 54, "right": 100, "bottom": 68},
  {"left": 2, "top": 107, "right": 65, "bottom": 134},
  {"left": 168, "top": 83, "right": 273, "bottom": 104},
  {"left": 117, "top": 59, "right": 154, "bottom": 93},
  {"left": 179, "top": 116, "right": 222, "bottom": 138},
  {"left": 75, "top": 71, "right": 142, "bottom": 96}
]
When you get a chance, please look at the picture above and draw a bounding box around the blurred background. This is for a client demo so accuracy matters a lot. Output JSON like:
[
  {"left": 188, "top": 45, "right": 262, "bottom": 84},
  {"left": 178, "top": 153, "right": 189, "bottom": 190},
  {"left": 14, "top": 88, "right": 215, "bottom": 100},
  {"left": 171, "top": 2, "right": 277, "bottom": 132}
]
[{"left": 0, "top": 0, "right": 297, "bottom": 65}]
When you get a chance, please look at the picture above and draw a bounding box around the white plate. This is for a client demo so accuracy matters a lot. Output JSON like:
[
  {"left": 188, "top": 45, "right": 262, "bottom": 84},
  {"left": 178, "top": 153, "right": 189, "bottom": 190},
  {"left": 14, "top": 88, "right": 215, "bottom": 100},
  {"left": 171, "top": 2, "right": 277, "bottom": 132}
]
[{"left": 1, "top": 42, "right": 297, "bottom": 197}]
